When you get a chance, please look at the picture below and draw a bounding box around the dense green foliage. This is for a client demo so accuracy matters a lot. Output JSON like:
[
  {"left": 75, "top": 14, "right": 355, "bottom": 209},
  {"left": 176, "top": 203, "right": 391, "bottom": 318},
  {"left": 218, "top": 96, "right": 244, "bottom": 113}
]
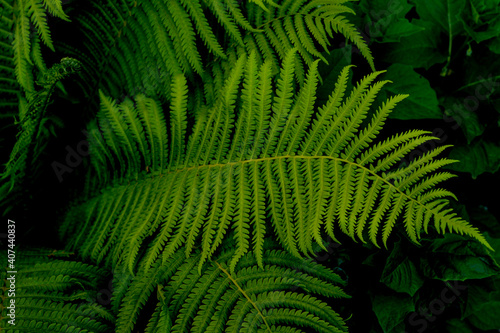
[{"left": 1, "top": 0, "right": 499, "bottom": 332}]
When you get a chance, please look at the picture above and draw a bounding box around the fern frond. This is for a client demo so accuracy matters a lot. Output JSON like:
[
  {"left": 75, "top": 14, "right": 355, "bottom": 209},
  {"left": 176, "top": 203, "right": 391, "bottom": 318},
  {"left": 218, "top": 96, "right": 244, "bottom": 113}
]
[
  {"left": 327, "top": 13, "right": 375, "bottom": 70},
  {"left": 61, "top": 54, "right": 491, "bottom": 280},
  {"left": 30, "top": 33, "right": 45, "bottom": 73},
  {"left": 179, "top": 0, "right": 226, "bottom": 59},
  {"left": 168, "top": 75, "right": 188, "bottom": 168},
  {"left": 262, "top": 48, "right": 297, "bottom": 157},
  {"left": 145, "top": 295, "right": 173, "bottom": 333},
  {"left": 250, "top": 0, "right": 279, "bottom": 11},
  {"left": 242, "top": 0, "right": 375, "bottom": 76},
  {"left": 0, "top": 249, "right": 112, "bottom": 332},
  {"left": 60, "top": 0, "right": 373, "bottom": 102},
  {"left": 1, "top": 58, "right": 81, "bottom": 195},
  {"left": 1, "top": 0, "right": 67, "bottom": 115},
  {"left": 115, "top": 241, "right": 349, "bottom": 333},
  {"left": 0, "top": 15, "right": 22, "bottom": 110},
  {"left": 26, "top": 0, "right": 54, "bottom": 51},
  {"left": 42, "top": 0, "right": 69, "bottom": 21},
  {"left": 13, "top": 18, "right": 34, "bottom": 92}
]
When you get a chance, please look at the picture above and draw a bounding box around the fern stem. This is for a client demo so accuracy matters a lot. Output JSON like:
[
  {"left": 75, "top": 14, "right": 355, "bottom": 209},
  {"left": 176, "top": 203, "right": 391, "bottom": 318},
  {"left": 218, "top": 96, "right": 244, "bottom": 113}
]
[
  {"left": 456, "top": 75, "right": 500, "bottom": 92},
  {"left": 214, "top": 260, "right": 272, "bottom": 333},
  {"left": 111, "top": 154, "right": 446, "bottom": 225},
  {"left": 441, "top": 0, "right": 453, "bottom": 77}
]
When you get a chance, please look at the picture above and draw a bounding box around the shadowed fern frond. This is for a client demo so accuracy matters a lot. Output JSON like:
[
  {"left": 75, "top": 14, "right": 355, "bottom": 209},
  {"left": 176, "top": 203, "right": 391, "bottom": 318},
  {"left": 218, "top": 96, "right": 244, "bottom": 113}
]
[
  {"left": 0, "top": 249, "right": 113, "bottom": 332},
  {"left": 0, "top": 0, "right": 69, "bottom": 95},
  {"left": 59, "top": 49, "right": 491, "bottom": 279},
  {"left": 113, "top": 240, "right": 349, "bottom": 333},
  {"left": 58, "top": 0, "right": 373, "bottom": 101},
  {"left": 0, "top": 57, "right": 81, "bottom": 199},
  {"left": 0, "top": 1, "right": 20, "bottom": 112},
  {"left": 236, "top": 0, "right": 374, "bottom": 82},
  {"left": 0, "top": 1, "right": 71, "bottom": 214}
]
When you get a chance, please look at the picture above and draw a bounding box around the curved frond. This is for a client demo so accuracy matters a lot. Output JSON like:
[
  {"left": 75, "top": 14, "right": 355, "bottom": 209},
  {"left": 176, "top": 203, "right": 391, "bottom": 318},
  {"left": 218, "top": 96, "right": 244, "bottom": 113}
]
[
  {"left": 0, "top": 58, "right": 81, "bottom": 196},
  {"left": 60, "top": 53, "right": 491, "bottom": 279}
]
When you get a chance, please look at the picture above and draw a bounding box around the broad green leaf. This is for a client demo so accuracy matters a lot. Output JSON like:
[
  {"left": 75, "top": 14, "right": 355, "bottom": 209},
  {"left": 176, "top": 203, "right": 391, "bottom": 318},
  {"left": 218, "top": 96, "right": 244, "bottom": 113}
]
[
  {"left": 469, "top": 0, "right": 500, "bottom": 15},
  {"left": 419, "top": 233, "right": 500, "bottom": 281},
  {"left": 467, "top": 302, "right": 500, "bottom": 330},
  {"left": 382, "top": 64, "right": 441, "bottom": 119},
  {"left": 380, "top": 241, "right": 424, "bottom": 296},
  {"left": 371, "top": 293, "right": 414, "bottom": 333},
  {"left": 459, "top": 53, "right": 500, "bottom": 97},
  {"left": 464, "top": 276, "right": 500, "bottom": 330},
  {"left": 463, "top": 20, "right": 500, "bottom": 43},
  {"left": 441, "top": 96, "right": 485, "bottom": 143},
  {"left": 446, "top": 140, "right": 500, "bottom": 179},
  {"left": 461, "top": 235, "right": 500, "bottom": 330},
  {"left": 487, "top": 37, "right": 500, "bottom": 54},
  {"left": 469, "top": 206, "right": 500, "bottom": 236},
  {"left": 463, "top": 0, "right": 500, "bottom": 42},
  {"left": 412, "top": 0, "right": 467, "bottom": 36},
  {"left": 484, "top": 236, "right": 500, "bottom": 263},
  {"left": 446, "top": 318, "right": 474, "bottom": 333},
  {"left": 383, "top": 20, "right": 426, "bottom": 43},
  {"left": 385, "top": 20, "right": 447, "bottom": 69},
  {"left": 358, "top": 0, "right": 424, "bottom": 43}
]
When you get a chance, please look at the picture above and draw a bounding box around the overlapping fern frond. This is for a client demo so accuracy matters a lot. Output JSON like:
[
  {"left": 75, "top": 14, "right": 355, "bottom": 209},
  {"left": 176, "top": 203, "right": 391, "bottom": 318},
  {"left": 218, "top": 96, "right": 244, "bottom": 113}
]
[
  {"left": 113, "top": 240, "right": 349, "bottom": 333},
  {"left": 58, "top": 0, "right": 373, "bottom": 101},
  {"left": 60, "top": 49, "right": 491, "bottom": 280},
  {"left": 0, "top": 249, "right": 112, "bottom": 332},
  {"left": 0, "top": 0, "right": 69, "bottom": 96},
  {"left": 0, "top": 1, "right": 70, "bottom": 209},
  {"left": 232, "top": 0, "right": 374, "bottom": 83},
  {"left": 0, "top": 58, "right": 81, "bottom": 203},
  {"left": 0, "top": 1, "right": 19, "bottom": 113}
]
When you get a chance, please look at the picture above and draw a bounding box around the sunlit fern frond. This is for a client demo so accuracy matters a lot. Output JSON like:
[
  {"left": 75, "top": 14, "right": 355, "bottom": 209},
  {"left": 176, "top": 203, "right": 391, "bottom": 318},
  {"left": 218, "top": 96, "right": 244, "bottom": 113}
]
[{"left": 60, "top": 49, "right": 491, "bottom": 280}]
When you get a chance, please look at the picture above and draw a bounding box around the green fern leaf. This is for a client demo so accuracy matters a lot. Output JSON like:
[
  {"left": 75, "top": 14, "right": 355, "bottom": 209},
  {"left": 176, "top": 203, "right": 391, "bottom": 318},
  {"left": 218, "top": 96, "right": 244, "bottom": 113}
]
[
  {"left": 13, "top": 18, "right": 34, "bottom": 92},
  {"left": 42, "top": 0, "right": 70, "bottom": 21},
  {"left": 27, "top": 0, "right": 54, "bottom": 51},
  {"left": 60, "top": 0, "right": 374, "bottom": 102},
  {"left": 115, "top": 241, "right": 349, "bottom": 333},
  {"left": 1, "top": 58, "right": 81, "bottom": 194},
  {"left": 0, "top": 249, "right": 112, "bottom": 332},
  {"left": 61, "top": 52, "right": 491, "bottom": 280}
]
